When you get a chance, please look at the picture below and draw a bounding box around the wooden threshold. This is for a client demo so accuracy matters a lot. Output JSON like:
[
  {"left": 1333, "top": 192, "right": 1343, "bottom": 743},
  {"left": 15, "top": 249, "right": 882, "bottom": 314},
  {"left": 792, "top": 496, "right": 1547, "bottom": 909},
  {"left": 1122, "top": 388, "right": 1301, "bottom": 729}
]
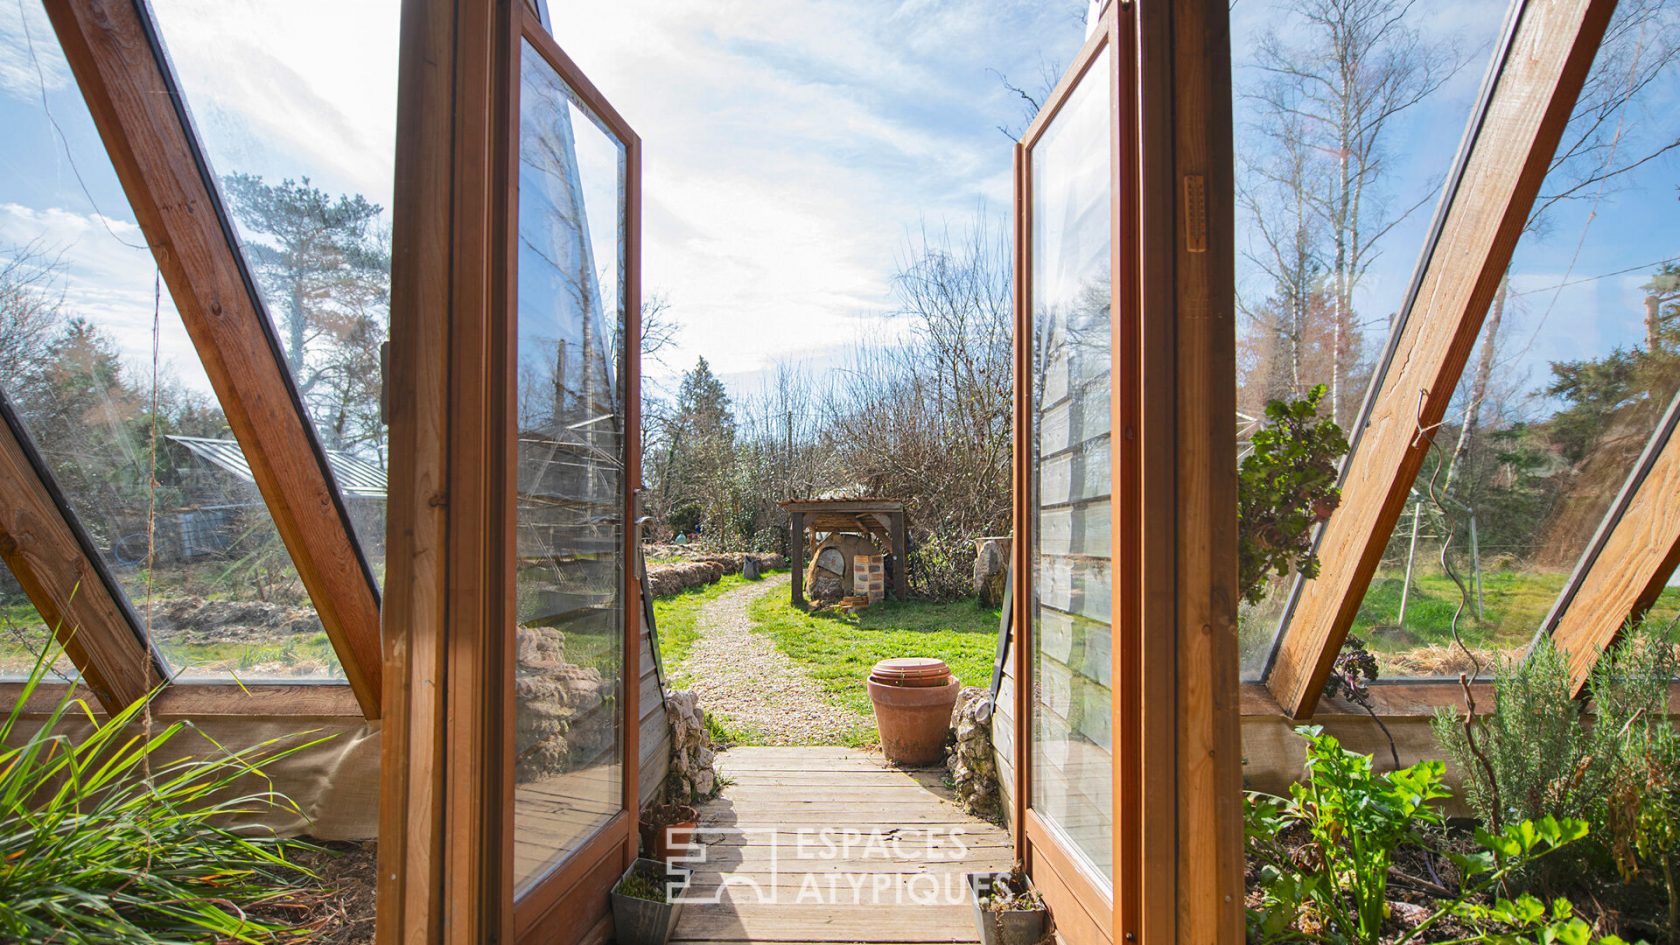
[{"left": 671, "top": 747, "right": 1010, "bottom": 944}]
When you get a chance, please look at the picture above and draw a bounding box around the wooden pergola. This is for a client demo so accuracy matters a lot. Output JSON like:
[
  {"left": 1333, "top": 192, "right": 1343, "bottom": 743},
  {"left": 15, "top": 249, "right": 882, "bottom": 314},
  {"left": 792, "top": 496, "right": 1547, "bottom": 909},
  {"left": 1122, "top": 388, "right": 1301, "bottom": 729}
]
[{"left": 779, "top": 498, "right": 910, "bottom": 607}]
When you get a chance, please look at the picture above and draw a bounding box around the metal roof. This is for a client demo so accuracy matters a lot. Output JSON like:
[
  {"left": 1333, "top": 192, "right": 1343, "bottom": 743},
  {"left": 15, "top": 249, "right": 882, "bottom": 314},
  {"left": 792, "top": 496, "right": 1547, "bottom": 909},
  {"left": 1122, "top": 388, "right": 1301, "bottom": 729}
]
[{"left": 167, "top": 435, "right": 388, "bottom": 498}]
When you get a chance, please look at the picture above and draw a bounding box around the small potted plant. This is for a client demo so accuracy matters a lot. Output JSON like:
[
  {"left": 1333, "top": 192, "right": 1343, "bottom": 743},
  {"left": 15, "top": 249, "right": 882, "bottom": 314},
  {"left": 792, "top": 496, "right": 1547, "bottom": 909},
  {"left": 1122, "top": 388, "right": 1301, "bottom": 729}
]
[
  {"left": 612, "top": 857, "right": 689, "bottom": 945},
  {"left": 967, "top": 868, "right": 1049, "bottom": 945},
  {"left": 638, "top": 803, "right": 700, "bottom": 866}
]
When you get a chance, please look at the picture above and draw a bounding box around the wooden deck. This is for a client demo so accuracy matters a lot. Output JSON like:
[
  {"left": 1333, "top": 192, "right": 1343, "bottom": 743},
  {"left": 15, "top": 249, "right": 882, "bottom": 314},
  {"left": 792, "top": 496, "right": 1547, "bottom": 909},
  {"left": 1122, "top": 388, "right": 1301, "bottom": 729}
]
[{"left": 671, "top": 747, "right": 1012, "bottom": 944}]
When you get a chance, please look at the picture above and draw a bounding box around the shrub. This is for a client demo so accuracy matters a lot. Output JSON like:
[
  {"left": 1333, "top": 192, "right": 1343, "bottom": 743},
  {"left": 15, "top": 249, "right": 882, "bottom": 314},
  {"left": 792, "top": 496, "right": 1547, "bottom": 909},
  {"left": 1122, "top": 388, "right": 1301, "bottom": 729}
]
[
  {"left": 1431, "top": 639, "right": 1598, "bottom": 836},
  {"left": 1433, "top": 623, "right": 1680, "bottom": 940},
  {"left": 0, "top": 645, "right": 327, "bottom": 943}
]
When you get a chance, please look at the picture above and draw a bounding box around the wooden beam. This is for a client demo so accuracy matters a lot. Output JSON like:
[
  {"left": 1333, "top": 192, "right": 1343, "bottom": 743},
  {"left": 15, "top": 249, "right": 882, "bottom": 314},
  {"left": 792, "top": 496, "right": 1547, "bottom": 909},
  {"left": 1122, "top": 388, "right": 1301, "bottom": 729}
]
[
  {"left": 0, "top": 400, "right": 154, "bottom": 715},
  {"left": 889, "top": 510, "right": 909, "bottom": 600},
  {"left": 376, "top": 0, "right": 487, "bottom": 936},
  {"left": 789, "top": 510, "right": 806, "bottom": 608},
  {"left": 46, "top": 0, "right": 383, "bottom": 718},
  {"left": 1149, "top": 2, "right": 1244, "bottom": 943},
  {"left": 1543, "top": 391, "right": 1680, "bottom": 693},
  {"left": 1265, "top": 0, "right": 1620, "bottom": 719}
]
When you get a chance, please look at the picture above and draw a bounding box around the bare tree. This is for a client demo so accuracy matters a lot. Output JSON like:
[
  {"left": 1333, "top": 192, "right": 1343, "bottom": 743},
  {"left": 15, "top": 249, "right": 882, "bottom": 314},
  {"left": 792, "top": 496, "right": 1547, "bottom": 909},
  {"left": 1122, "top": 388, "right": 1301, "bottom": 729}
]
[
  {"left": 1245, "top": 0, "right": 1462, "bottom": 425},
  {"left": 0, "top": 243, "right": 66, "bottom": 399}
]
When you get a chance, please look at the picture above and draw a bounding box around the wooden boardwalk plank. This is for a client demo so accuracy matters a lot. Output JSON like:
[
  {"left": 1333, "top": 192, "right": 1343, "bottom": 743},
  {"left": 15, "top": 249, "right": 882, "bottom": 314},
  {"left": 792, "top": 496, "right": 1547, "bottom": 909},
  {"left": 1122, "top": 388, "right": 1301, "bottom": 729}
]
[{"left": 671, "top": 747, "right": 1010, "bottom": 944}]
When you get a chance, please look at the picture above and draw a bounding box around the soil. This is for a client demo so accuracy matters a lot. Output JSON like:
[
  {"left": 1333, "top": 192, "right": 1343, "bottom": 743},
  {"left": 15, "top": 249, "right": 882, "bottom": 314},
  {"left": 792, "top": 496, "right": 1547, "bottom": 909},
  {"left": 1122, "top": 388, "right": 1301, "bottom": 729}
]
[{"left": 235, "top": 839, "right": 377, "bottom": 945}]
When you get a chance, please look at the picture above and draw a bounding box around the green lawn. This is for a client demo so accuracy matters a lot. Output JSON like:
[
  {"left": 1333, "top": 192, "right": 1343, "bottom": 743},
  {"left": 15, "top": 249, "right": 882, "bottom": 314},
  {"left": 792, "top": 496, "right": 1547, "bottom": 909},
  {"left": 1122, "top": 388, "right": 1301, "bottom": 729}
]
[
  {"left": 651, "top": 570, "right": 783, "bottom": 684},
  {"left": 746, "top": 592, "right": 1002, "bottom": 724},
  {"left": 1351, "top": 568, "right": 1569, "bottom": 654}
]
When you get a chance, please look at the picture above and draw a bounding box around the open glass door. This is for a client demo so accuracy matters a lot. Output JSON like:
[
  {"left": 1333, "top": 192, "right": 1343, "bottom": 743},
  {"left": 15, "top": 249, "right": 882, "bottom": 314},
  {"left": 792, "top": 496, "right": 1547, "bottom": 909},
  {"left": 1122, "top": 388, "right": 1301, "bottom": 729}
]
[
  {"left": 379, "top": 2, "right": 641, "bottom": 942},
  {"left": 1010, "top": 3, "right": 1244, "bottom": 944},
  {"left": 509, "top": 11, "right": 641, "bottom": 926},
  {"left": 1014, "top": 7, "right": 1125, "bottom": 941}
]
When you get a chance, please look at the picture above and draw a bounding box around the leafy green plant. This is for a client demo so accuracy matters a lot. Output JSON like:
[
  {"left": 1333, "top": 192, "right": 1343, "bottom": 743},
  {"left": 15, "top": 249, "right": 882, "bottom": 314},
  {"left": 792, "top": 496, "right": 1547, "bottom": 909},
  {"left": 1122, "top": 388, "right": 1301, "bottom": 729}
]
[
  {"left": 0, "top": 644, "right": 328, "bottom": 943},
  {"left": 1239, "top": 385, "right": 1350, "bottom": 605},
  {"left": 1248, "top": 726, "right": 1601, "bottom": 945}
]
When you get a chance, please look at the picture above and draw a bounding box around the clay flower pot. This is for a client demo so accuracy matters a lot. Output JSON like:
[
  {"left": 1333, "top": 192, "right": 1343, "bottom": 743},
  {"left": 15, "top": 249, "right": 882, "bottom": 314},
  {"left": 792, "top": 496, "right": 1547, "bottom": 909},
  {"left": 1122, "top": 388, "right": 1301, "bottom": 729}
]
[
  {"left": 868, "top": 658, "right": 960, "bottom": 766},
  {"left": 639, "top": 804, "right": 699, "bottom": 866}
]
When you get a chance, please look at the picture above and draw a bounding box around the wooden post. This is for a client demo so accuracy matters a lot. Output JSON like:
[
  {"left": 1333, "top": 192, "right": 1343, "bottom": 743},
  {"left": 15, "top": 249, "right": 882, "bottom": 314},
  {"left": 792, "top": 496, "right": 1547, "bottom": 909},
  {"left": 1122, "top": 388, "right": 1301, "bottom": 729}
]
[
  {"left": 890, "top": 510, "right": 909, "bottom": 600},
  {"left": 790, "top": 510, "right": 806, "bottom": 608}
]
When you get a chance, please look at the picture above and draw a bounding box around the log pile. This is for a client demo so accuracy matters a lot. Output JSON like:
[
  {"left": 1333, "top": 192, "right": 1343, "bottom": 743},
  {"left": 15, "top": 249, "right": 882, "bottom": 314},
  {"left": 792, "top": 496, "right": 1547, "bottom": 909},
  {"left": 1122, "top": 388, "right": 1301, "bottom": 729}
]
[
  {"left": 946, "top": 685, "right": 1001, "bottom": 821},
  {"left": 645, "top": 552, "right": 786, "bottom": 598}
]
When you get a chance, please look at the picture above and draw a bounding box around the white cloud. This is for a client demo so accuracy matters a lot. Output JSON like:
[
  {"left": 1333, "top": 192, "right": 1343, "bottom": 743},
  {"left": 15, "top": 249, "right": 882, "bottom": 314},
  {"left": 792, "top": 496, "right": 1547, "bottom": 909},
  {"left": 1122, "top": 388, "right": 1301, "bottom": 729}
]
[
  {"left": 558, "top": 0, "right": 1086, "bottom": 388},
  {"left": 0, "top": 202, "right": 208, "bottom": 395},
  {"left": 147, "top": 0, "right": 400, "bottom": 210},
  {"left": 0, "top": 0, "right": 68, "bottom": 101}
]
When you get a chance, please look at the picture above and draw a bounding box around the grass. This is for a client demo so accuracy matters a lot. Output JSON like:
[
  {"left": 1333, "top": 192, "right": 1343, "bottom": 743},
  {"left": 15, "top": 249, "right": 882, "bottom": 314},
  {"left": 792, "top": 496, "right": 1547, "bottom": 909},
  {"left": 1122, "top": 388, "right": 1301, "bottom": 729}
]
[
  {"left": 745, "top": 592, "right": 1002, "bottom": 743},
  {"left": 650, "top": 570, "right": 782, "bottom": 683},
  {"left": 1351, "top": 568, "right": 1569, "bottom": 653}
]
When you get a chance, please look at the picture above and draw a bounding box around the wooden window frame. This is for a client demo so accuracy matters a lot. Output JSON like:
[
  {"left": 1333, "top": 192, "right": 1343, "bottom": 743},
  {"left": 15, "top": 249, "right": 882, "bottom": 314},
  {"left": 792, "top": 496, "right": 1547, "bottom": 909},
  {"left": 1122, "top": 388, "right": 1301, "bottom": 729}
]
[
  {"left": 1011, "top": 2, "right": 1241, "bottom": 944},
  {"left": 1539, "top": 390, "right": 1680, "bottom": 693},
  {"left": 377, "top": 1, "right": 643, "bottom": 941},
  {"left": 1262, "top": 0, "right": 1622, "bottom": 719},
  {"left": 44, "top": 0, "right": 385, "bottom": 718}
]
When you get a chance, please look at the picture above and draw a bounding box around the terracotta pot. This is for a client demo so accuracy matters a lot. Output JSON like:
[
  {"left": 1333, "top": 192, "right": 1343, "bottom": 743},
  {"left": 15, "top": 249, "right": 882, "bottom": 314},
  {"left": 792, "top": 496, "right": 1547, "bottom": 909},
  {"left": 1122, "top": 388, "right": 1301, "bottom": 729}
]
[
  {"left": 868, "top": 658, "right": 960, "bottom": 766},
  {"left": 639, "top": 804, "right": 699, "bottom": 866}
]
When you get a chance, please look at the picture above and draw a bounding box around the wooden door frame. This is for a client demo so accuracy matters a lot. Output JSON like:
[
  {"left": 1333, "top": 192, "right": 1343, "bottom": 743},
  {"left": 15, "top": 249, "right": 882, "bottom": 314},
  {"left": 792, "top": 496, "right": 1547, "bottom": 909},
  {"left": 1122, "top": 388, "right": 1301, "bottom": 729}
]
[
  {"left": 378, "top": 1, "right": 642, "bottom": 942},
  {"left": 1011, "top": 2, "right": 1240, "bottom": 943}
]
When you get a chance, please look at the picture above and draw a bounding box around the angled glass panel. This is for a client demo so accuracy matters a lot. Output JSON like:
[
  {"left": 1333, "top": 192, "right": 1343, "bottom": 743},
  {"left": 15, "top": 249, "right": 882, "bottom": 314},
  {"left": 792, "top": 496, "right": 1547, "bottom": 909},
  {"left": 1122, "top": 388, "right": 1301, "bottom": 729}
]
[
  {"left": 1646, "top": 560, "right": 1680, "bottom": 633},
  {"left": 512, "top": 38, "right": 628, "bottom": 897},
  {"left": 1029, "top": 46, "right": 1113, "bottom": 886},
  {"left": 146, "top": 0, "right": 400, "bottom": 578},
  {"left": 0, "top": 0, "right": 339, "bottom": 681},
  {"left": 1342, "top": 0, "right": 1680, "bottom": 678},
  {"left": 1234, "top": 0, "right": 1520, "bottom": 677},
  {"left": 0, "top": 562, "right": 77, "bottom": 681}
]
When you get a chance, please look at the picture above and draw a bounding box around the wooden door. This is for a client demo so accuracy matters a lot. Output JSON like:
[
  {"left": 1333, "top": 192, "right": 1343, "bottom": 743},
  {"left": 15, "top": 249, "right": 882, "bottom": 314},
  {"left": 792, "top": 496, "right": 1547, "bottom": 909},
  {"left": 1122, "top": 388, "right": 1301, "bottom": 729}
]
[
  {"left": 378, "top": 2, "right": 642, "bottom": 943},
  {"left": 1010, "top": 2, "right": 1243, "bottom": 944}
]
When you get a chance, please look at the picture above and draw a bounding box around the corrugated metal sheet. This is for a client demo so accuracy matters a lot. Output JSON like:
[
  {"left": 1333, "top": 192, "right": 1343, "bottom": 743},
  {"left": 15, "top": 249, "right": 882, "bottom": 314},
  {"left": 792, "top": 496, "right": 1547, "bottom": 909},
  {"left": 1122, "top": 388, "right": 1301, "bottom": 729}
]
[{"left": 167, "top": 435, "right": 387, "bottom": 498}]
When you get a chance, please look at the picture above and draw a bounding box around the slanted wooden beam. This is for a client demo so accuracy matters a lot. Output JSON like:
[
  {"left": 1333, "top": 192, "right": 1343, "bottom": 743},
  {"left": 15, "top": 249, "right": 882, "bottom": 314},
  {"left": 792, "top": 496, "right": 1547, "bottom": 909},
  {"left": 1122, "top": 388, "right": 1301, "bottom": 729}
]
[
  {"left": 1266, "top": 0, "right": 1620, "bottom": 719},
  {"left": 0, "top": 397, "right": 155, "bottom": 715},
  {"left": 1542, "top": 391, "right": 1680, "bottom": 694},
  {"left": 47, "top": 0, "right": 383, "bottom": 718}
]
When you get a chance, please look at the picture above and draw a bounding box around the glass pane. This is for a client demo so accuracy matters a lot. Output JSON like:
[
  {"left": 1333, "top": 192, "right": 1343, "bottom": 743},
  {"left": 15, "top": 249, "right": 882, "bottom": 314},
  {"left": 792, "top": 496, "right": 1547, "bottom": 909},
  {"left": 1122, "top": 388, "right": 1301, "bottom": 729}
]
[
  {"left": 1233, "top": 0, "right": 1513, "bottom": 678},
  {"left": 513, "top": 39, "right": 628, "bottom": 896},
  {"left": 1647, "top": 560, "right": 1680, "bottom": 634},
  {"left": 0, "top": 0, "right": 338, "bottom": 681},
  {"left": 0, "top": 561, "right": 78, "bottom": 681},
  {"left": 1029, "top": 48, "right": 1113, "bottom": 886},
  {"left": 146, "top": 0, "right": 400, "bottom": 578},
  {"left": 1345, "top": 0, "right": 1680, "bottom": 678}
]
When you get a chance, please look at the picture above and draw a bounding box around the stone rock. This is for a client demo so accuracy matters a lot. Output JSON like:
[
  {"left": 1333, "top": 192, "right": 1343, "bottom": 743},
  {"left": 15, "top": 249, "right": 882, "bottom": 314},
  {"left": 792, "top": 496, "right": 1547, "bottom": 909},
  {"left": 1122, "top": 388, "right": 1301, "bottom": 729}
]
[
  {"left": 662, "top": 688, "right": 723, "bottom": 804},
  {"left": 945, "top": 686, "right": 1002, "bottom": 821},
  {"left": 972, "top": 537, "right": 1010, "bottom": 607}
]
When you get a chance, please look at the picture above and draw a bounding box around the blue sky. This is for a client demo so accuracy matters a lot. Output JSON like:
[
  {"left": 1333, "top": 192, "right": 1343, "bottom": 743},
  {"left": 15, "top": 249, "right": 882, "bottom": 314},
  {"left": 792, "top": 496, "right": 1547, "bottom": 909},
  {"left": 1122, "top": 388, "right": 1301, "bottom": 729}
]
[{"left": 0, "top": 0, "right": 1673, "bottom": 419}]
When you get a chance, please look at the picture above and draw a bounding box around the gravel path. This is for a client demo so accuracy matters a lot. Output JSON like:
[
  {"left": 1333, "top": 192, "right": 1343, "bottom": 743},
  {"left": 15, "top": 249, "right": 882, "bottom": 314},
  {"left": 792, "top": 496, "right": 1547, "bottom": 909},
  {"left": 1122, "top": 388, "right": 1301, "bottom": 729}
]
[{"left": 683, "top": 574, "right": 863, "bottom": 745}]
